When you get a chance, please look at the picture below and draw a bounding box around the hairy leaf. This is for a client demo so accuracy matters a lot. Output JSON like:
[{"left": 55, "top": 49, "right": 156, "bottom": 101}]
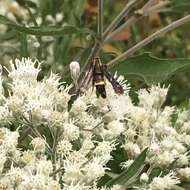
[
  {"left": 173, "top": 185, "right": 186, "bottom": 190},
  {"left": 105, "top": 148, "right": 148, "bottom": 187},
  {"left": 106, "top": 172, "right": 119, "bottom": 179},
  {"left": 0, "top": 15, "right": 93, "bottom": 36},
  {"left": 111, "top": 53, "right": 190, "bottom": 85}
]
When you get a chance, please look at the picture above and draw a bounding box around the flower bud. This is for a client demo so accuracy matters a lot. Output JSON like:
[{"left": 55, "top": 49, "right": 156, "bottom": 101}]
[
  {"left": 86, "top": 34, "right": 92, "bottom": 41},
  {"left": 69, "top": 61, "right": 80, "bottom": 87},
  {"left": 31, "top": 137, "right": 46, "bottom": 153},
  {"left": 21, "top": 150, "right": 35, "bottom": 164},
  {"left": 140, "top": 173, "right": 149, "bottom": 183},
  {"left": 56, "top": 13, "right": 63, "bottom": 22},
  {"left": 46, "top": 15, "right": 55, "bottom": 23},
  {"left": 34, "top": 42, "right": 40, "bottom": 48}
]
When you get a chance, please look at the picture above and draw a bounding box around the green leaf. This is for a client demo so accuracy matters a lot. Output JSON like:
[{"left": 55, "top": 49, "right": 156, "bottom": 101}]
[
  {"left": 172, "top": 185, "right": 186, "bottom": 190},
  {"left": 111, "top": 53, "right": 190, "bottom": 85},
  {"left": 149, "top": 167, "right": 162, "bottom": 181},
  {"left": 0, "top": 15, "right": 93, "bottom": 36},
  {"left": 105, "top": 148, "right": 148, "bottom": 187},
  {"left": 106, "top": 172, "right": 119, "bottom": 179}
]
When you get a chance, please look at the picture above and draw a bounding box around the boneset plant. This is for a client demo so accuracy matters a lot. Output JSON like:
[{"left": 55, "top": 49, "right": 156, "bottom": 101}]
[
  {"left": 0, "top": 57, "right": 190, "bottom": 190},
  {"left": 0, "top": 0, "right": 190, "bottom": 190}
]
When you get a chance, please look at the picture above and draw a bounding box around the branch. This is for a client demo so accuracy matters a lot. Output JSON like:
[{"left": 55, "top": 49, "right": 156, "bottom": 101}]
[
  {"left": 102, "top": 0, "right": 138, "bottom": 38},
  {"left": 98, "top": 0, "right": 104, "bottom": 40},
  {"left": 105, "top": 0, "right": 170, "bottom": 42},
  {"left": 141, "top": 0, "right": 157, "bottom": 10},
  {"left": 50, "top": 167, "right": 64, "bottom": 177},
  {"left": 107, "top": 14, "right": 190, "bottom": 68},
  {"left": 52, "top": 128, "right": 60, "bottom": 180}
]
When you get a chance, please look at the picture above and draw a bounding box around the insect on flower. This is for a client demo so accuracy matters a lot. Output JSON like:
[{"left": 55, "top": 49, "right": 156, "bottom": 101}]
[{"left": 80, "top": 57, "right": 124, "bottom": 98}]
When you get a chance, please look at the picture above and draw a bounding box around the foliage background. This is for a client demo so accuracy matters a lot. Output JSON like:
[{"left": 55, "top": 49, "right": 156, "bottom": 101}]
[{"left": 0, "top": 0, "right": 190, "bottom": 105}]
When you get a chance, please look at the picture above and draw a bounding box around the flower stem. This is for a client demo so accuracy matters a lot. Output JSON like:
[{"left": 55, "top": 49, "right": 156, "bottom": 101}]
[
  {"left": 102, "top": 0, "right": 138, "bottom": 39},
  {"left": 104, "top": 0, "right": 170, "bottom": 43},
  {"left": 52, "top": 128, "right": 60, "bottom": 180},
  {"left": 107, "top": 14, "right": 190, "bottom": 68},
  {"left": 98, "top": 0, "right": 104, "bottom": 41}
]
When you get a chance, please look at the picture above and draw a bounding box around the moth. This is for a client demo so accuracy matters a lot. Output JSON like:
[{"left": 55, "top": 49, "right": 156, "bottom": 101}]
[{"left": 79, "top": 57, "right": 124, "bottom": 98}]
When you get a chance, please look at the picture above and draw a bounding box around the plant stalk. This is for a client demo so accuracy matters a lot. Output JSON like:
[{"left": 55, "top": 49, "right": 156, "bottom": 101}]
[
  {"left": 105, "top": 0, "right": 170, "bottom": 42},
  {"left": 102, "top": 0, "right": 138, "bottom": 38},
  {"left": 107, "top": 14, "right": 190, "bottom": 68},
  {"left": 51, "top": 128, "right": 60, "bottom": 180},
  {"left": 98, "top": 0, "right": 104, "bottom": 40}
]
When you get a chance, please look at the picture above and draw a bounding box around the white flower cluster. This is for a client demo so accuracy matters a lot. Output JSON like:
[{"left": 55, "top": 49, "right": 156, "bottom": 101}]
[
  {"left": 0, "top": 0, "right": 65, "bottom": 69},
  {"left": 0, "top": 0, "right": 28, "bottom": 22},
  {"left": 0, "top": 58, "right": 189, "bottom": 190},
  {"left": 0, "top": 0, "right": 63, "bottom": 24}
]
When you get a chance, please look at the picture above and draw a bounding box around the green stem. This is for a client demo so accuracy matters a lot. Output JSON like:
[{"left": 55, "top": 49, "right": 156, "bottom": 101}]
[
  {"left": 102, "top": 0, "right": 138, "bottom": 38},
  {"left": 107, "top": 14, "right": 190, "bottom": 68},
  {"left": 104, "top": 0, "right": 166, "bottom": 42},
  {"left": 50, "top": 167, "right": 64, "bottom": 177},
  {"left": 98, "top": 0, "right": 104, "bottom": 40},
  {"left": 52, "top": 128, "right": 60, "bottom": 180},
  {"left": 105, "top": 0, "right": 170, "bottom": 42}
]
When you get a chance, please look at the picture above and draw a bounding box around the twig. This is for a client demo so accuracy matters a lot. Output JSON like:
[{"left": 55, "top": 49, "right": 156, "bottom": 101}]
[
  {"left": 83, "top": 121, "right": 104, "bottom": 132},
  {"left": 146, "top": 0, "right": 170, "bottom": 14},
  {"left": 105, "top": 15, "right": 138, "bottom": 43},
  {"left": 105, "top": 0, "right": 170, "bottom": 42},
  {"left": 107, "top": 14, "right": 190, "bottom": 68},
  {"left": 141, "top": 0, "right": 157, "bottom": 10},
  {"left": 102, "top": 0, "right": 138, "bottom": 38},
  {"left": 52, "top": 128, "right": 60, "bottom": 180},
  {"left": 50, "top": 167, "right": 64, "bottom": 177},
  {"left": 98, "top": 0, "right": 103, "bottom": 40}
]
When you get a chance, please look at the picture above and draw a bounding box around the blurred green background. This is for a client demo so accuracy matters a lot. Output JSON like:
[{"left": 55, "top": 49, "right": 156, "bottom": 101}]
[{"left": 0, "top": 0, "right": 190, "bottom": 106}]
